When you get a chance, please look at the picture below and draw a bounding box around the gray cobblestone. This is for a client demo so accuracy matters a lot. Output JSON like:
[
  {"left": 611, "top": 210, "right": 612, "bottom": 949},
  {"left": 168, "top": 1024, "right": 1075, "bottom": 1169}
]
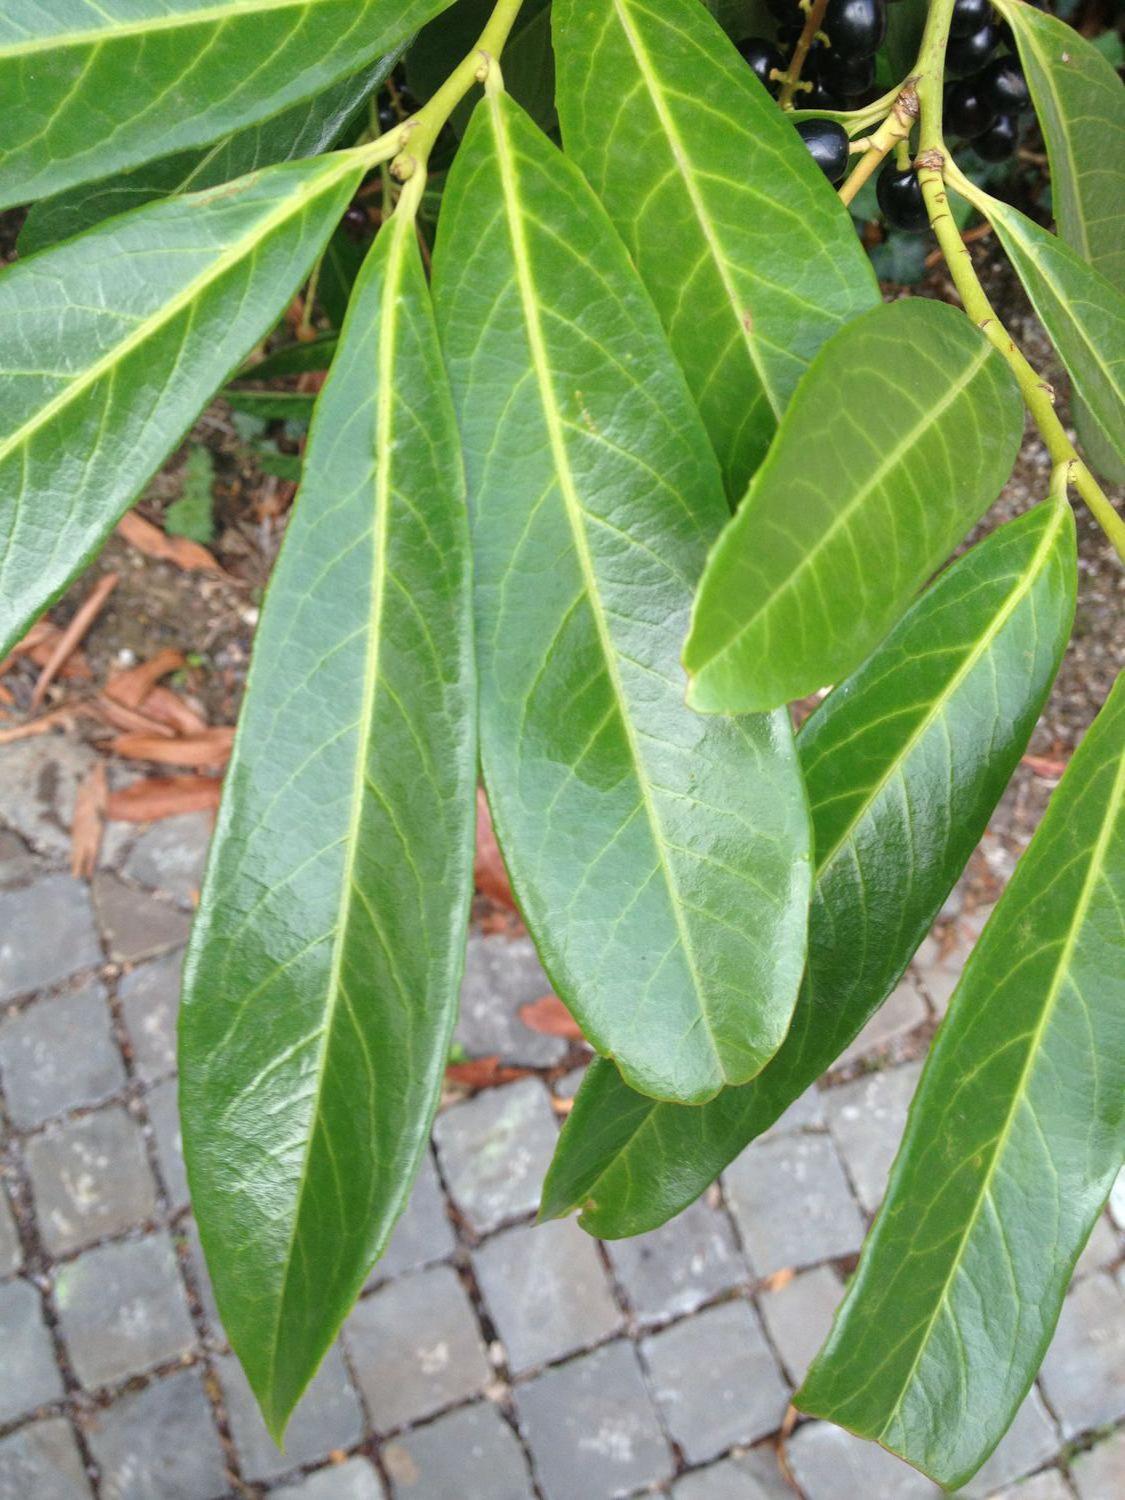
[
  {"left": 0, "top": 739, "right": 97, "bottom": 862},
  {"left": 433, "top": 1079, "right": 557, "bottom": 1235},
  {"left": 122, "top": 814, "right": 212, "bottom": 906},
  {"left": 760, "top": 1083, "right": 824, "bottom": 1139},
  {"left": 54, "top": 1231, "right": 195, "bottom": 1388},
  {"left": 87, "top": 1367, "right": 228, "bottom": 1500},
  {"left": 1108, "top": 1166, "right": 1125, "bottom": 1230},
  {"left": 220, "top": 1344, "right": 363, "bottom": 1482},
  {"left": 670, "top": 1450, "right": 792, "bottom": 1499},
  {"left": 1071, "top": 1427, "right": 1125, "bottom": 1500},
  {"left": 1039, "top": 1274, "right": 1125, "bottom": 1438},
  {"left": 757, "top": 1265, "right": 843, "bottom": 1385},
  {"left": 383, "top": 1401, "right": 534, "bottom": 1499},
  {"left": 992, "top": 1471, "right": 1073, "bottom": 1500},
  {"left": 344, "top": 1265, "right": 490, "bottom": 1433},
  {"left": 274, "top": 1457, "right": 387, "bottom": 1499},
  {"left": 1073, "top": 1215, "right": 1118, "bottom": 1280},
  {"left": 0, "top": 876, "right": 102, "bottom": 1000},
  {"left": 181, "top": 1219, "right": 222, "bottom": 1339},
  {"left": 835, "top": 976, "right": 928, "bottom": 1068},
  {"left": 552, "top": 1065, "right": 587, "bottom": 1100},
  {"left": 606, "top": 1197, "right": 747, "bottom": 1326},
  {"left": 787, "top": 1421, "right": 941, "bottom": 1498},
  {"left": 724, "top": 1134, "right": 865, "bottom": 1273},
  {"left": 0, "top": 1185, "right": 20, "bottom": 1278},
  {"left": 515, "top": 1339, "right": 671, "bottom": 1500},
  {"left": 92, "top": 875, "right": 191, "bottom": 965},
  {"left": 25, "top": 1105, "right": 157, "bottom": 1255},
  {"left": 824, "top": 1062, "right": 923, "bottom": 1215},
  {"left": 958, "top": 1388, "right": 1059, "bottom": 1497},
  {"left": 641, "top": 1299, "right": 788, "bottom": 1463},
  {"left": 0, "top": 982, "right": 123, "bottom": 1127},
  {"left": 0, "top": 829, "right": 39, "bottom": 888},
  {"left": 474, "top": 1216, "right": 620, "bottom": 1373},
  {"left": 118, "top": 950, "right": 183, "bottom": 1084},
  {"left": 145, "top": 1076, "right": 188, "bottom": 1210},
  {"left": 365, "top": 1150, "right": 454, "bottom": 1288},
  {"left": 456, "top": 933, "right": 568, "bottom": 1067},
  {"left": 0, "top": 1416, "right": 92, "bottom": 1500},
  {"left": 0, "top": 1278, "right": 64, "bottom": 1423}
]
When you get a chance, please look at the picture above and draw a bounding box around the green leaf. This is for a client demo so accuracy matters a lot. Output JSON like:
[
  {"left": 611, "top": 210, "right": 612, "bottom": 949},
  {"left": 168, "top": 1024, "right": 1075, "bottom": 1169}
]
[
  {"left": 317, "top": 224, "right": 372, "bottom": 329},
  {"left": 224, "top": 390, "right": 317, "bottom": 423},
  {"left": 0, "top": 0, "right": 450, "bottom": 210},
  {"left": 980, "top": 197, "right": 1125, "bottom": 475},
  {"left": 165, "top": 446, "right": 215, "bottom": 544},
  {"left": 553, "top": 0, "right": 878, "bottom": 496},
  {"left": 16, "top": 58, "right": 392, "bottom": 255},
  {"left": 541, "top": 499, "right": 1077, "bottom": 1235},
  {"left": 683, "top": 298, "right": 1024, "bottom": 714},
  {"left": 238, "top": 335, "right": 339, "bottom": 381},
  {"left": 0, "top": 151, "right": 362, "bottom": 659},
  {"left": 797, "top": 670, "right": 1125, "bottom": 1490},
  {"left": 432, "top": 88, "right": 812, "bottom": 1105},
  {"left": 180, "top": 207, "right": 475, "bottom": 1439}
]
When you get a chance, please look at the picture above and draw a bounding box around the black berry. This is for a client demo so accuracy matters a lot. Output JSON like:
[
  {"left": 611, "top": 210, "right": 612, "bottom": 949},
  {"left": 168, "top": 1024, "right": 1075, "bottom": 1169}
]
[
  {"left": 817, "top": 48, "right": 876, "bottom": 97},
  {"left": 795, "top": 118, "right": 850, "bottom": 182},
  {"left": 803, "top": 81, "right": 840, "bottom": 109},
  {"left": 972, "top": 112, "right": 1019, "bottom": 161},
  {"left": 950, "top": 0, "right": 991, "bottom": 38},
  {"left": 876, "top": 162, "right": 930, "bottom": 232},
  {"left": 738, "top": 37, "right": 784, "bottom": 93},
  {"left": 979, "top": 55, "right": 1030, "bottom": 113},
  {"left": 377, "top": 102, "right": 397, "bottom": 132},
  {"left": 823, "top": 0, "right": 887, "bottom": 58},
  {"left": 944, "top": 78, "right": 997, "bottom": 139},
  {"left": 946, "top": 23, "right": 999, "bottom": 72}
]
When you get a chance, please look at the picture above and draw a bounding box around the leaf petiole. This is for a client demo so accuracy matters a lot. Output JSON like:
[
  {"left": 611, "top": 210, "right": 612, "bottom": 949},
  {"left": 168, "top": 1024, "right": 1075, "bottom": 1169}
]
[{"left": 837, "top": 82, "right": 919, "bottom": 207}]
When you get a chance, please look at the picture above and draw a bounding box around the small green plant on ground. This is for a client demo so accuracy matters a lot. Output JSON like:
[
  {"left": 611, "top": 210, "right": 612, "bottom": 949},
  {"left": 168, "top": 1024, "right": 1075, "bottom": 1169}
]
[{"left": 0, "top": 0, "right": 1121, "bottom": 1486}]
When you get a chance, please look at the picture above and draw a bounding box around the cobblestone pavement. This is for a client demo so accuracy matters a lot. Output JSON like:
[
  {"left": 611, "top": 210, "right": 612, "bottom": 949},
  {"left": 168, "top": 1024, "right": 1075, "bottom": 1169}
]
[{"left": 0, "top": 735, "right": 1122, "bottom": 1500}]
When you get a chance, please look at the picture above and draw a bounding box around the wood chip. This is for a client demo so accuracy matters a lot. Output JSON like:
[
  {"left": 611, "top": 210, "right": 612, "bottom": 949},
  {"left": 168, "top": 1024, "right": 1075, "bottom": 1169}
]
[
  {"left": 475, "top": 787, "right": 515, "bottom": 908},
  {"left": 29, "top": 572, "right": 119, "bottom": 711},
  {"left": 141, "top": 684, "right": 209, "bottom": 735},
  {"left": 444, "top": 1056, "right": 531, "bottom": 1090},
  {"left": 70, "top": 763, "right": 108, "bottom": 879},
  {"left": 95, "top": 695, "right": 177, "bottom": 738},
  {"left": 109, "top": 728, "right": 234, "bottom": 769},
  {"left": 106, "top": 775, "right": 223, "bottom": 822},
  {"left": 116, "top": 510, "right": 223, "bottom": 573},
  {"left": 518, "top": 994, "right": 584, "bottom": 1041},
  {"left": 105, "top": 648, "right": 185, "bottom": 710}
]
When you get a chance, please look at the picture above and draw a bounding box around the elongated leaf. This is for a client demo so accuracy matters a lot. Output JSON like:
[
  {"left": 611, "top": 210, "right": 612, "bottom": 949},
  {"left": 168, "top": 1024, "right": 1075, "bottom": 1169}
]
[
  {"left": 238, "top": 335, "right": 339, "bottom": 381},
  {"left": 981, "top": 198, "right": 1125, "bottom": 474},
  {"left": 16, "top": 58, "right": 392, "bottom": 255},
  {"left": 798, "top": 671, "right": 1125, "bottom": 1489},
  {"left": 180, "top": 208, "right": 475, "bottom": 1439},
  {"left": 542, "top": 500, "right": 1076, "bottom": 1235},
  {"left": 684, "top": 299, "right": 1024, "bottom": 714},
  {"left": 432, "top": 88, "right": 812, "bottom": 1105},
  {"left": 0, "top": 0, "right": 449, "bottom": 209},
  {"left": 0, "top": 152, "right": 364, "bottom": 659},
  {"left": 553, "top": 0, "right": 878, "bottom": 495},
  {"left": 223, "top": 390, "right": 317, "bottom": 423}
]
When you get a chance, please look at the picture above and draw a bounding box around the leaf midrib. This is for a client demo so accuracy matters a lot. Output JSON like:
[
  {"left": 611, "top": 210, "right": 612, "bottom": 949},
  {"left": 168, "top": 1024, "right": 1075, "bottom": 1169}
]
[
  {"left": 0, "top": 0, "right": 349, "bottom": 58},
  {"left": 487, "top": 88, "right": 725, "bottom": 1090},
  {"left": 689, "top": 337, "right": 995, "bottom": 682}
]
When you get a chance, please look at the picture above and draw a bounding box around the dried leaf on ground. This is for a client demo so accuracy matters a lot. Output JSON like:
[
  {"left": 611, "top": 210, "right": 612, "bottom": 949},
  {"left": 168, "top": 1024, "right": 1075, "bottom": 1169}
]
[
  {"left": 105, "top": 648, "right": 185, "bottom": 710},
  {"left": 518, "top": 994, "right": 584, "bottom": 1041},
  {"left": 141, "top": 684, "right": 209, "bottom": 735},
  {"left": 444, "top": 1056, "right": 532, "bottom": 1090},
  {"left": 109, "top": 729, "right": 234, "bottom": 769},
  {"left": 105, "top": 775, "right": 222, "bottom": 822},
  {"left": 29, "top": 572, "right": 119, "bottom": 711},
  {"left": 116, "top": 510, "right": 223, "bottom": 573},
  {"left": 0, "top": 705, "right": 88, "bottom": 744},
  {"left": 95, "top": 696, "right": 176, "bottom": 738},
  {"left": 474, "top": 787, "right": 515, "bottom": 908},
  {"left": 70, "top": 762, "right": 107, "bottom": 878}
]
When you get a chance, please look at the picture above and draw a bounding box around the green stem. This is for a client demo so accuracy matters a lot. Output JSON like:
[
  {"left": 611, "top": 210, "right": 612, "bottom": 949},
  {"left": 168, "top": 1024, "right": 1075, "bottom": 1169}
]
[
  {"left": 297, "top": 247, "right": 325, "bottom": 341},
  {"left": 912, "top": 0, "right": 1125, "bottom": 562},
  {"left": 779, "top": 0, "right": 831, "bottom": 110},
  {"left": 838, "top": 82, "right": 918, "bottom": 208}
]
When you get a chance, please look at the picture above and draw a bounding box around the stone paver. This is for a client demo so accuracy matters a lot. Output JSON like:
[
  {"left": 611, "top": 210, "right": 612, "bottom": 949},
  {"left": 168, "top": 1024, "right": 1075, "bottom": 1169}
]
[
  {"left": 86, "top": 1367, "right": 228, "bottom": 1500},
  {"left": 761, "top": 1083, "right": 824, "bottom": 1139},
  {"left": 1108, "top": 1166, "right": 1125, "bottom": 1230},
  {"left": 25, "top": 1105, "right": 156, "bottom": 1255},
  {"left": 383, "top": 1401, "right": 534, "bottom": 1499},
  {"left": 344, "top": 1265, "right": 491, "bottom": 1433},
  {"left": 724, "top": 1134, "right": 865, "bottom": 1273},
  {"left": 146, "top": 1075, "right": 188, "bottom": 1210},
  {"left": 787, "top": 1421, "right": 941, "bottom": 1498},
  {"left": 992, "top": 1472, "right": 1073, "bottom": 1500},
  {"left": 274, "top": 1458, "right": 386, "bottom": 1499},
  {"left": 365, "top": 1150, "right": 454, "bottom": 1288},
  {"left": 0, "top": 829, "right": 40, "bottom": 888},
  {"left": 671, "top": 1450, "right": 792, "bottom": 1499},
  {"left": 1071, "top": 1426, "right": 1125, "bottom": 1499},
  {"left": 0, "top": 1416, "right": 92, "bottom": 1500},
  {"left": 0, "top": 982, "right": 123, "bottom": 1127},
  {"left": 824, "top": 1062, "right": 923, "bottom": 1215},
  {"left": 456, "top": 933, "right": 568, "bottom": 1067},
  {"left": 474, "top": 1216, "right": 620, "bottom": 1373},
  {"left": 433, "top": 1078, "right": 557, "bottom": 1235},
  {"left": 1073, "top": 1214, "right": 1118, "bottom": 1279},
  {"left": 835, "top": 976, "right": 928, "bottom": 1068},
  {"left": 122, "top": 814, "right": 212, "bottom": 906},
  {"left": 606, "top": 1197, "right": 747, "bottom": 1326},
  {"left": 0, "top": 739, "right": 97, "bottom": 862},
  {"left": 54, "top": 1231, "right": 195, "bottom": 1388},
  {"left": 1039, "top": 1274, "right": 1125, "bottom": 1438},
  {"left": 642, "top": 1300, "right": 788, "bottom": 1464},
  {"left": 181, "top": 1218, "right": 222, "bottom": 1337},
  {"left": 0, "top": 1185, "right": 21, "bottom": 1277},
  {"left": 0, "top": 1277, "right": 64, "bottom": 1424},
  {"left": 220, "top": 1344, "right": 364, "bottom": 1483},
  {"left": 91, "top": 875, "right": 191, "bottom": 965},
  {"left": 117, "top": 949, "right": 183, "bottom": 1084},
  {"left": 959, "top": 1388, "right": 1059, "bottom": 1498},
  {"left": 553, "top": 1065, "right": 587, "bottom": 1100},
  {"left": 515, "top": 1340, "right": 671, "bottom": 1500},
  {"left": 0, "top": 875, "right": 102, "bottom": 1000},
  {"left": 757, "top": 1265, "right": 843, "bottom": 1384}
]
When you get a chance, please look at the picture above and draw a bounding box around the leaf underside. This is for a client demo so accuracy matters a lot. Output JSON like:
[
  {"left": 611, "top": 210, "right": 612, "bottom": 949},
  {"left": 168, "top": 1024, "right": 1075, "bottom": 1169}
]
[
  {"left": 683, "top": 298, "right": 1025, "bottom": 713},
  {"left": 552, "top": 0, "right": 878, "bottom": 496},
  {"left": 798, "top": 670, "right": 1125, "bottom": 1490},
  {"left": 541, "top": 500, "right": 1077, "bottom": 1237},
  {"left": 180, "top": 213, "right": 476, "bottom": 1439},
  {"left": 432, "top": 89, "right": 812, "bottom": 1106}
]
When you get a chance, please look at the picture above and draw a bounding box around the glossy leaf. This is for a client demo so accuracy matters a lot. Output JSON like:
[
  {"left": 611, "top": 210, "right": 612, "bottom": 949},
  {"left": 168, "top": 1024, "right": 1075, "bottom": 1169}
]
[
  {"left": 0, "top": 151, "right": 363, "bottom": 659},
  {"left": 541, "top": 500, "right": 1077, "bottom": 1236},
  {"left": 798, "top": 671, "right": 1125, "bottom": 1489},
  {"left": 238, "top": 335, "right": 339, "bottom": 381},
  {"left": 17, "top": 58, "right": 392, "bottom": 255},
  {"left": 981, "top": 198, "right": 1125, "bottom": 473},
  {"left": 683, "top": 299, "right": 1024, "bottom": 713},
  {"left": 432, "top": 89, "right": 812, "bottom": 1105},
  {"left": 0, "top": 0, "right": 450, "bottom": 210},
  {"left": 223, "top": 390, "right": 317, "bottom": 423},
  {"left": 553, "top": 0, "right": 878, "bottom": 495},
  {"left": 180, "top": 207, "right": 475, "bottom": 1439}
]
